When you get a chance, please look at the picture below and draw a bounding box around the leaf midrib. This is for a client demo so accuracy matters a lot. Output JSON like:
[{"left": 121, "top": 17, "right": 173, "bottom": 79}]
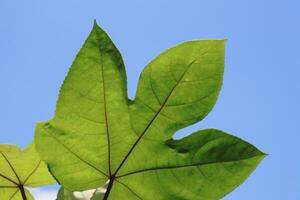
[
  {"left": 99, "top": 51, "right": 112, "bottom": 176},
  {"left": 116, "top": 154, "right": 264, "bottom": 178}
]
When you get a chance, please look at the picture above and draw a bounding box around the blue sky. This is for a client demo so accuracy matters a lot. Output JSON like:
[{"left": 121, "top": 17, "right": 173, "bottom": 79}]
[{"left": 0, "top": 0, "right": 299, "bottom": 199}]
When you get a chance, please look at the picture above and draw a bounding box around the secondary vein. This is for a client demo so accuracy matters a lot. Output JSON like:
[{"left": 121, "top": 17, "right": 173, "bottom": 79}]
[
  {"left": 115, "top": 179, "right": 143, "bottom": 200},
  {"left": 0, "top": 173, "right": 19, "bottom": 185},
  {"left": 1, "top": 153, "right": 21, "bottom": 184},
  {"left": 23, "top": 160, "right": 41, "bottom": 185},
  {"left": 45, "top": 127, "right": 108, "bottom": 178}
]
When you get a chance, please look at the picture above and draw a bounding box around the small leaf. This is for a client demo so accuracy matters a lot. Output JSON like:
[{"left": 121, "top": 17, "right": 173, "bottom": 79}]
[
  {"left": 0, "top": 144, "right": 55, "bottom": 199},
  {"left": 35, "top": 22, "right": 265, "bottom": 199}
]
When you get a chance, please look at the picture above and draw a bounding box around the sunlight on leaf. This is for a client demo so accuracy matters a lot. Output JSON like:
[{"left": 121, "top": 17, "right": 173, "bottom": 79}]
[
  {"left": 0, "top": 144, "right": 55, "bottom": 199},
  {"left": 35, "top": 21, "right": 265, "bottom": 200}
]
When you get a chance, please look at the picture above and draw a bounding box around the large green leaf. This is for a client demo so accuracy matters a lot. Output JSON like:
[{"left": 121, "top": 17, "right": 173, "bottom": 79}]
[
  {"left": 35, "top": 21, "right": 265, "bottom": 199},
  {"left": 0, "top": 144, "right": 55, "bottom": 200}
]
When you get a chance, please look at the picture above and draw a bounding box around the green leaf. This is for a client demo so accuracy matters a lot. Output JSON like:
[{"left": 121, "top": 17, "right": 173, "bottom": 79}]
[
  {"left": 0, "top": 144, "right": 55, "bottom": 200},
  {"left": 35, "top": 21, "right": 265, "bottom": 199}
]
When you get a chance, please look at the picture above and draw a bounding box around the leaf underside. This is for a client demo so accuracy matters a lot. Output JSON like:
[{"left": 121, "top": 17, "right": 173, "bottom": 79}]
[
  {"left": 35, "top": 21, "right": 265, "bottom": 200},
  {"left": 0, "top": 144, "right": 55, "bottom": 200}
]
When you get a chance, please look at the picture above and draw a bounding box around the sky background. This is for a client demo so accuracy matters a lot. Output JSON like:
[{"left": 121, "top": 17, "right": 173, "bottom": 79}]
[{"left": 0, "top": 0, "right": 299, "bottom": 199}]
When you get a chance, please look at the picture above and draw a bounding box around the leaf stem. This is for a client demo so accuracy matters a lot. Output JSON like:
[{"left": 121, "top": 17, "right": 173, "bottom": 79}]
[
  {"left": 103, "top": 177, "right": 115, "bottom": 200},
  {"left": 19, "top": 185, "right": 27, "bottom": 200}
]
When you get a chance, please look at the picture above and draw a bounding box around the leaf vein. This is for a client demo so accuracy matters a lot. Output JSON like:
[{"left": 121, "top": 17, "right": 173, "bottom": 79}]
[
  {"left": 117, "top": 155, "right": 263, "bottom": 178},
  {"left": 44, "top": 125, "right": 108, "bottom": 178}
]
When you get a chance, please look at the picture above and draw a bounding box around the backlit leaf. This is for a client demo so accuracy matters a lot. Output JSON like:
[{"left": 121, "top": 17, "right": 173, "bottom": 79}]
[
  {"left": 35, "top": 21, "right": 265, "bottom": 200},
  {"left": 0, "top": 144, "right": 55, "bottom": 199}
]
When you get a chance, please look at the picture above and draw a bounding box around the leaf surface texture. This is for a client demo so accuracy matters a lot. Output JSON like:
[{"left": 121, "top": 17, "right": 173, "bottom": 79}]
[{"left": 35, "top": 22, "right": 265, "bottom": 200}]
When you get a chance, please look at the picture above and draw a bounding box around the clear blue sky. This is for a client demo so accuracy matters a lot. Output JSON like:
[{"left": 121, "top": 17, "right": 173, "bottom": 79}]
[{"left": 0, "top": 0, "right": 299, "bottom": 199}]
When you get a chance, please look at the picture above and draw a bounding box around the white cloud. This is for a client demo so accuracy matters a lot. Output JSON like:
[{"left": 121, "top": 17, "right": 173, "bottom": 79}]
[{"left": 30, "top": 188, "right": 58, "bottom": 200}]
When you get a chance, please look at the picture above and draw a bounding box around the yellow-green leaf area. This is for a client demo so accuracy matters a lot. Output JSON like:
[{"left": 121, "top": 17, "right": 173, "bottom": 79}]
[{"left": 0, "top": 144, "right": 55, "bottom": 200}]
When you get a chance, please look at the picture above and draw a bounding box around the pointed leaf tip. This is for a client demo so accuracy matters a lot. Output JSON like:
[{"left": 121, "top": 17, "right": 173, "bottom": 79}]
[
  {"left": 92, "top": 19, "right": 105, "bottom": 34},
  {"left": 93, "top": 19, "right": 100, "bottom": 28},
  {"left": 93, "top": 19, "right": 97, "bottom": 25}
]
